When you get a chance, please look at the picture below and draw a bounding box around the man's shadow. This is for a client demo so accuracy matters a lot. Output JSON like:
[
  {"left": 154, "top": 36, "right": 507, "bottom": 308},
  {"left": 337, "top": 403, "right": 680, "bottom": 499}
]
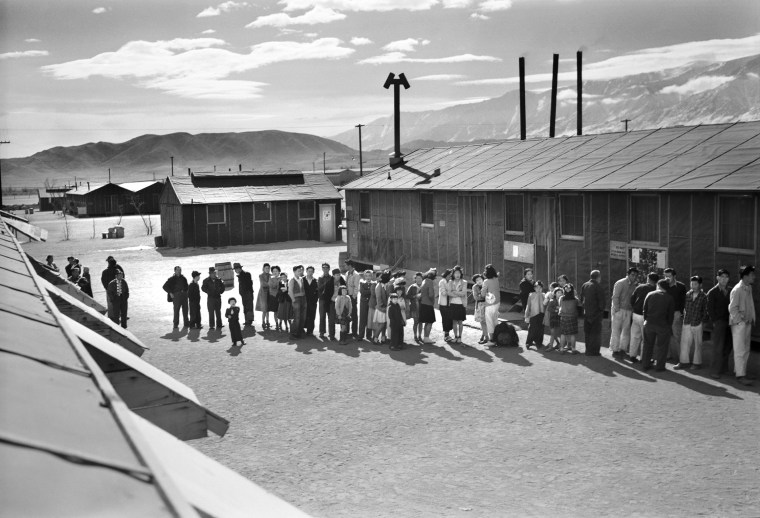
[
  {"left": 488, "top": 345, "right": 533, "bottom": 367},
  {"left": 159, "top": 326, "right": 189, "bottom": 342}
]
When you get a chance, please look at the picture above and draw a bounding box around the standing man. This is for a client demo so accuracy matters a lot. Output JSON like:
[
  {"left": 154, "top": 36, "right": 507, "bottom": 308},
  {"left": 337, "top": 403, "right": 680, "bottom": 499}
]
[
  {"left": 317, "top": 263, "right": 332, "bottom": 339},
  {"left": 642, "top": 279, "right": 675, "bottom": 372},
  {"left": 329, "top": 268, "right": 347, "bottom": 341},
  {"left": 202, "top": 267, "right": 225, "bottom": 330},
  {"left": 163, "top": 266, "right": 189, "bottom": 330},
  {"left": 344, "top": 259, "right": 361, "bottom": 338},
  {"left": 580, "top": 270, "right": 605, "bottom": 356},
  {"left": 101, "top": 256, "right": 125, "bottom": 316},
  {"left": 706, "top": 269, "right": 731, "bottom": 380},
  {"left": 729, "top": 265, "right": 756, "bottom": 386},
  {"left": 663, "top": 268, "right": 687, "bottom": 363},
  {"left": 107, "top": 270, "right": 129, "bottom": 328},
  {"left": 609, "top": 267, "right": 639, "bottom": 359},
  {"left": 629, "top": 272, "right": 659, "bottom": 363},
  {"left": 233, "top": 263, "right": 255, "bottom": 327},
  {"left": 288, "top": 265, "right": 306, "bottom": 339},
  {"left": 675, "top": 275, "right": 710, "bottom": 370},
  {"left": 188, "top": 271, "right": 203, "bottom": 329},
  {"left": 303, "top": 266, "right": 319, "bottom": 335},
  {"left": 65, "top": 256, "right": 76, "bottom": 278},
  {"left": 519, "top": 268, "right": 535, "bottom": 312}
]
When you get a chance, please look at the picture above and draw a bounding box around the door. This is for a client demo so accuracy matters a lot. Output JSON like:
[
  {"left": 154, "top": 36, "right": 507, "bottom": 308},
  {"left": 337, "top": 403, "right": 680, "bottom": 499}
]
[
  {"left": 458, "top": 194, "right": 487, "bottom": 276},
  {"left": 319, "top": 203, "right": 336, "bottom": 242},
  {"left": 532, "top": 196, "right": 556, "bottom": 284}
]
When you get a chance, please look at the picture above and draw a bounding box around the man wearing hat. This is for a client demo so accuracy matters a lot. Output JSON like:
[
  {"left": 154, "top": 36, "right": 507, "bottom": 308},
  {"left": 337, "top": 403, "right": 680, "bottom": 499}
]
[
  {"left": 202, "top": 267, "right": 226, "bottom": 329},
  {"left": 107, "top": 270, "right": 129, "bottom": 328},
  {"left": 609, "top": 267, "right": 639, "bottom": 358},
  {"left": 188, "top": 270, "right": 203, "bottom": 329},
  {"left": 233, "top": 263, "right": 255, "bottom": 328},
  {"left": 344, "top": 259, "right": 361, "bottom": 338},
  {"left": 163, "top": 266, "right": 189, "bottom": 330},
  {"left": 101, "top": 256, "right": 125, "bottom": 316}
]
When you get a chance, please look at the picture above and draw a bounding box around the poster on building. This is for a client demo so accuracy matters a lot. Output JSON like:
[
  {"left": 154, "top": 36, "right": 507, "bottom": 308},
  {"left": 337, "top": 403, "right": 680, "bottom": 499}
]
[
  {"left": 628, "top": 246, "right": 668, "bottom": 283},
  {"left": 610, "top": 240, "right": 627, "bottom": 261}
]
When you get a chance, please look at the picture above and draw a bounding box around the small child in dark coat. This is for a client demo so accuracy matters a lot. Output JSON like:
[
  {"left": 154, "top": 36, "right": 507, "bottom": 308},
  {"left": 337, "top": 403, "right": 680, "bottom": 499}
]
[
  {"left": 225, "top": 297, "right": 245, "bottom": 346},
  {"left": 388, "top": 293, "right": 405, "bottom": 350}
]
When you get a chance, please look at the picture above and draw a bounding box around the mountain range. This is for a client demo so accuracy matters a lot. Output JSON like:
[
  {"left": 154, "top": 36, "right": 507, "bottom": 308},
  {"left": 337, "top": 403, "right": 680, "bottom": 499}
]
[{"left": 2, "top": 54, "right": 757, "bottom": 188}]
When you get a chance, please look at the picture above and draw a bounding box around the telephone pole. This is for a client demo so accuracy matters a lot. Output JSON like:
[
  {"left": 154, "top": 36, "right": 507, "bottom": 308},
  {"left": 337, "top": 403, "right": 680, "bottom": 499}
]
[
  {"left": 621, "top": 119, "right": 631, "bottom": 132},
  {"left": 355, "top": 124, "right": 364, "bottom": 176},
  {"left": 0, "top": 140, "right": 9, "bottom": 208}
]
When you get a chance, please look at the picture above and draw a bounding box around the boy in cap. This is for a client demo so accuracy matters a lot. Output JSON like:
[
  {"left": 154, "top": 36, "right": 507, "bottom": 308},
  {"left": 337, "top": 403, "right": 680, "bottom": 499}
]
[{"left": 188, "top": 271, "right": 203, "bottom": 329}]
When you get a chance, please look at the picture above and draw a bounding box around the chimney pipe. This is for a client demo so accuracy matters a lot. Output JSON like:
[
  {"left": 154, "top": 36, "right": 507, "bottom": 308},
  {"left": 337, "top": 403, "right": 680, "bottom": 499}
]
[
  {"left": 187, "top": 168, "right": 191, "bottom": 175},
  {"left": 239, "top": 164, "right": 242, "bottom": 172},
  {"left": 577, "top": 50, "right": 582, "bottom": 136},
  {"left": 383, "top": 72, "right": 410, "bottom": 168},
  {"left": 87, "top": 182, "right": 90, "bottom": 190},
  {"left": 549, "top": 53, "right": 559, "bottom": 138},
  {"left": 519, "top": 57, "right": 526, "bottom": 140}
]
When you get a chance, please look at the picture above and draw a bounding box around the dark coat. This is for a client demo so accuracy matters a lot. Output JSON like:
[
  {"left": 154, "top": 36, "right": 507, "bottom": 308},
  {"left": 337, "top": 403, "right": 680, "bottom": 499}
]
[
  {"left": 101, "top": 263, "right": 125, "bottom": 290},
  {"left": 188, "top": 282, "right": 201, "bottom": 304},
  {"left": 304, "top": 277, "right": 319, "bottom": 306},
  {"left": 643, "top": 290, "right": 675, "bottom": 330},
  {"left": 163, "top": 274, "right": 189, "bottom": 294},
  {"left": 106, "top": 278, "right": 129, "bottom": 302},
  {"left": 580, "top": 279, "right": 606, "bottom": 321},
  {"left": 237, "top": 270, "right": 253, "bottom": 295},
  {"left": 202, "top": 276, "right": 226, "bottom": 300}
]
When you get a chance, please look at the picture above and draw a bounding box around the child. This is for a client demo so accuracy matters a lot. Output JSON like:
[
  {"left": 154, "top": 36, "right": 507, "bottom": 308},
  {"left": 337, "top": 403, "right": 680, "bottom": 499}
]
[
  {"left": 334, "top": 285, "right": 352, "bottom": 344},
  {"left": 276, "top": 272, "right": 291, "bottom": 333},
  {"left": 558, "top": 283, "right": 580, "bottom": 354},
  {"left": 472, "top": 274, "right": 488, "bottom": 344},
  {"left": 524, "top": 280, "right": 545, "bottom": 349},
  {"left": 188, "top": 271, "right": 202, "bottom": 329},
  {"left": 406, "top": 272, "right": 423, "bottom": 343},
  {"left": 225, "top": 297, "right": 245, "bottom": 346},
  {"left": 544, "top": 287, "right": 563, "bottom": 350},
  {"left": 387, "top": 292, "right": 406, "bottom": 350}
]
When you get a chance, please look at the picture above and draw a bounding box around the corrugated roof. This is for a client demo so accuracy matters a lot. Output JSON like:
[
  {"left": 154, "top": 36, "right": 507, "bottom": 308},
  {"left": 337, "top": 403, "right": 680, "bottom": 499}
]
[
  {"left": 65, "top": 183, "right": 108, "bottom": 196},
  {"left": 343, "top": 121, "right": 760, "bottom": 191},
  {"left": 168, "top": 172, "right": 342, "bottom": 205},
  {"left": 38, "top": 188, "right": 68, "bottom": 198},
  {"left": 120, "top": 180, "right": 163, "bottom": 193}
]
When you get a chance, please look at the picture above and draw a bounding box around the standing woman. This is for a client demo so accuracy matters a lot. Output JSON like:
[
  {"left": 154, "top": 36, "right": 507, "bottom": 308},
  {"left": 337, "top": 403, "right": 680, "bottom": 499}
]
[
  {"left": 448, "top": 266, "right": 467, "bottom": 344},
  {"left": 438, "top": 269, "right": 453, "bottom": 342},
  {"left": 558, "top": 283, "right": 580, "bottom": 354},
  {"left": 373, "top": 270, "right": 391, "bottom": 344},
  {"left": 365, "top": 271, "right": 380, "bottom": 341},
  {"left": 419, "top": 268, "right": 437, "bottom": 344},
  {"left": 472, "top": 274, "right": 488, "bottom": 344},
  {"left": 256, "top": 263, "right": 271, "bottom": 329},
  {"left": 276, "top": 271, "right": 291, "bottom": 333},
  {"left": 524, "top": 280, "right": 546, "bottom": 349},
  {"left": 358, "top": 270, "right": 374, "bottom": 340},
  {"left": 482, "top": 264, "right": 501, "bottom": 343},
  {"left": 268, "top": 265, "right": 281, "bottom": 329},
  {"left": 407, "top": 272, "right": 423, "bottom": 343}
]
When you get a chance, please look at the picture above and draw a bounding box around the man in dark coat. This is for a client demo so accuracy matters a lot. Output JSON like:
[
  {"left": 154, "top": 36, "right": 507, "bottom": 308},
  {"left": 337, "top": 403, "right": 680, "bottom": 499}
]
[
  {"left": 303, "top": 266, "right": 319, "bottom": 335},
  {"left": 188, "top": 271, "right": 203, "bottom": 329},
  {"left": 106, "top": 270, "right": 129, "bottom": 328},
  {"left": 101, "top": 256, "right": 125, "bottom": 316},
  {"left": 642, "top": 279, "right": 675, "bottom": 371},
  {"left": 580, "top": 269, "right": 606, "bottom": 356},
  {"left": 233, "top": 262, "right": 254, "bottom": 327},
  {"left": 317, "top": 263, "right": 332, "bottom": 339},
  {"left": 202, "top": 266, "right": 226, "bottom": 329},
  {"left": 706, "top": 269, "right": 731, "bottom": 379},
  {"left": 288, "top": 265, "right": 306, "bottom": 339},
  {"left": 163, "top": 266, "right": 189, "bottom": 330}
]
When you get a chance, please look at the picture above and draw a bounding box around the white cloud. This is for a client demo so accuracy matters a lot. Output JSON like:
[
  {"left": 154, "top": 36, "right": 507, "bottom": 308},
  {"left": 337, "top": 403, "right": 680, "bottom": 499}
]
[
  {"left": 359, "top": 52, "right": 500, "bottom": 65},
  {"left": 459, "top": 34, "right": 760, "bottom": 86},
  {"left": 748, "top": 72, "right": 759, "bottom": 80},
  {"left": 25, "top": 38, "right": 41, "bottom": 43},
  {"left": 280, "top": 0, "right": 438, "bottom": 12},
  {"left": 470, "top": 12, "right": 489, "bottom": 20},
  {"left": 92, "top": 7, "right": 108, "bottom": 14},
  {"left": 42, "top": 37, "right": 354, "bottom": 100},
  {"left": 305, "top": 32, "right": 319, "bottom": 38},
  {"left": 383, "top": 38, "right": 429, "bottom": 52},
  {"left": 0, "top": 50, "right": 49, "bottom": 60},
  {"left": 202, "top": 29, "right": 217, "bottom": 34},
  {"left": 437, "top": 97, "right": 490, "bottom": 107},
  {"left": 442, "top": 0, "right": 473, "bottom": 7},
  {"left": 246, "top": 6, "right": 345, "bottom": 27},
  {"left": 660, "top": 75, "right": 734, "bottom": 95},
  {"left": 197, "top": 1, "right": 249, "bottom": 17},
  {"left": 415, "top": 74, "right": 466, "bottom": 81},
  {"left": 350, "top": 37, "right": 373, "bottom": 46},
  {"left": 478, "top": 0, "right": 512, "bottom": 11}
]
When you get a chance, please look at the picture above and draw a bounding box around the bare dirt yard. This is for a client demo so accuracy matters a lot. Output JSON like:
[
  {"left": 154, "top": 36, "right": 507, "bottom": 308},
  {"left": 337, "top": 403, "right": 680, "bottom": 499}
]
[{"left": 20, "top": 211, "right": 760, "bottom": 518}]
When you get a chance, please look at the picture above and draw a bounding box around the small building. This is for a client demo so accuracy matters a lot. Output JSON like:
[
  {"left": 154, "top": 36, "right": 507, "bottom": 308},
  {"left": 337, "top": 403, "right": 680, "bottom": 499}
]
[
  {"left": 159, "top": 170, "right": 343, "bottom": 248},
  {"left": 65, "top": 180, "right": 163, "bottom": 217},
  {"left": 324, "top": 168, "right": 361, "bottom": 187},
  {"left": 342, "top": 121, "right": 760, "bottom": 336},
  {"left": 37, "top": 187, "right": 69, "bottom": 212}
]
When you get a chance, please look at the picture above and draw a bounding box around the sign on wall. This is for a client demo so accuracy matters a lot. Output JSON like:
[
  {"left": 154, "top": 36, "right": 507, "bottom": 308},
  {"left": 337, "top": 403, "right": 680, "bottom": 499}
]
[
  {"left": 610, "top": 240, "right": 627, "bottom": 261},
  {"left": 503, "top": 240, "right": 534, "bottom": 264}
]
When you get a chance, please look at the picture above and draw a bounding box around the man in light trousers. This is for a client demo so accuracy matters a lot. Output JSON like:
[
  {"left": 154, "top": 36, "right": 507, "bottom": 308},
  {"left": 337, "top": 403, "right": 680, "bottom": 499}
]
[
  {"left": 610, "top": 267, "right": 639, "bottom": 358},
  {"left": 675, "top": 275, "right": 710, "bottom": 370},
  {"left": 729, "top": 265, "right": 756, "bottom": 386}
]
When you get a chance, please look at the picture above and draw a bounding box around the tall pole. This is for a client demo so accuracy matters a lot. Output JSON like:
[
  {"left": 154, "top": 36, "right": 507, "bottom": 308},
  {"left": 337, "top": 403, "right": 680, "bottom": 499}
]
[
  {"left": 383, "top": 72, "right": 410, "bottom": 167},
  {"left": 518, "top": 57, "right": 526, "bottom": 140},
  {"left": 0, "top": 140, "right": 8, "bottom": 207},
  {"left": 577, "top": 50, "right": 583, "bottom": 136},
  {"left": 108, "top": 168, "right": 111, "bottom": 183},
  {"left": 621, "top": 119, "right": 631, "bottom": 132},
  {"left": 549, "top": 53, "right": 559, "bottom": 138},
  {"left": 355, "top": 124, "right": 364, "bottom": 176},
  {"left": 170, "top": 156, "right": 174, "bottom": 177},
  {"left": 323, "top": 152, "right": 326, "bottom": 174}
]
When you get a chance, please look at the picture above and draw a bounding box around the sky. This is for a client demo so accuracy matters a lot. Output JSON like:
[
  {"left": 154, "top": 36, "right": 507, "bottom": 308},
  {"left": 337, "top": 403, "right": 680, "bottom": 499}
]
[{"left": 0, "top": 0, "right": 758, "bottom": 158}]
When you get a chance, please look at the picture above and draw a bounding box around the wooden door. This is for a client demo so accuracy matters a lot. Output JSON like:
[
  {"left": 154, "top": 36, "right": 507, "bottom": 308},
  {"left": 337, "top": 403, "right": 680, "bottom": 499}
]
[
  {"left": 458, "top": 194, "right": 487, "bottom": 276},
  {"left": 532, "top": 196, "right": 556, "bottom": 284}
]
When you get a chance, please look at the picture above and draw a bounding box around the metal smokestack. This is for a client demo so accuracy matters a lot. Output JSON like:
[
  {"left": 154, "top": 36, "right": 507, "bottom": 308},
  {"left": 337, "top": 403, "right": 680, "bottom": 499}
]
[
  {"left": 577, "top": 50, "right": 583, "bottom": 136},
  {"left": 519, "top": 57, "right": 526, "bottom": 141},
  {"left": 549, "top": 53, "right": 559, "bottom": 138}
]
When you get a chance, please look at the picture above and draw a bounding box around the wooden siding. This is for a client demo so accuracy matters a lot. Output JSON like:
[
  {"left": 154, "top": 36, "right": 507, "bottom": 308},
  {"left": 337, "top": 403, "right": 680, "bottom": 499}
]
[{"left": 67, "top": 183, "right": 163, "bottom": 218}]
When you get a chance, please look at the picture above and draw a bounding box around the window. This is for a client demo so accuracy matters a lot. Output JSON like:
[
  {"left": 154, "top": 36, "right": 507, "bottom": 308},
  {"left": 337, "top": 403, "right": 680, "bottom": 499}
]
[
  {"left": 560, "top": 195, "right": 584, "bottom": 238},
  {"left": 254, "top": 202, "right": 271, "bottom": 222},
  {"left": 504, "top": 194, "right": 524, "bottom": 234},
  {"left": 718, "top": 196, "right": 756, "bottom": 252},
  {"left": 360, "top": 192, "right": 370, "bottom": 221},
  {"left": 630, "top": 195, "right": 659, "bottom": 243},
  {"left": 298, "top": 200, "right": 315, "bottom": 220},
  {"left": 420, "top": 192, "right": 434, "bottom": 226},
  {"left": 207, "top": 204, "right": 225, "bottom": 225}
]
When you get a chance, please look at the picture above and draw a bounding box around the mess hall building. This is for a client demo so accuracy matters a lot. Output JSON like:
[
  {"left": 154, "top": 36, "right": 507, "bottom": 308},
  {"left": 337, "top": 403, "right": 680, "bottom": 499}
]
[
  {"left": 342, "top": 121, "right": 760, "bottom": 334},
  {"left": 65, "top": 180, "right": 164, "bottom": 217},
  {"left": 159, "top": 170, "right": 343, "bottom": 248}
]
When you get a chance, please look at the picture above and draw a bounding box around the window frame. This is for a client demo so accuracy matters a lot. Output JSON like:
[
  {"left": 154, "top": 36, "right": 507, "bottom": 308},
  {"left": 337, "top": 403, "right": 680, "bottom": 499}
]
[
  {"left": 716, "top": 195, "right": 756, "bottom": 254},
  {"left": 253, "top": 201, "right": 271, "bottom": 223},
  {"left": 359, "top": 191, "right": 370, "bottom": 222},
  {"left": 298, "top": 200, "right": 316, "bottom": 221},
  {"left": 629, "top": 194, "right": 660, "bottom": 245},
  {"left": 206, "top": 204, "right": 226, "bottom": 225},
  {"left": 504, "top": 193, "right": 525, "bottom": 236},
  {"left": 420, "top": 192, "right": 435, "bottom": 228},
  {"left": 559, "top": 194, "right": 584, "bottom": 240}
]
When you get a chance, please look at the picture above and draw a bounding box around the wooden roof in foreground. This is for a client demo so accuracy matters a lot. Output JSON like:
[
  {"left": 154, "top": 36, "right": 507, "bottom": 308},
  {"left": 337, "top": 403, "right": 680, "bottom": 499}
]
[{"left": 343, "top": 121, "right": 760, "bottom": 192}]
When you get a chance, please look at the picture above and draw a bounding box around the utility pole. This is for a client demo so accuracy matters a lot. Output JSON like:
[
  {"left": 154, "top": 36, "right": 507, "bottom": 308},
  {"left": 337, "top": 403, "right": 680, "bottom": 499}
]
[
  {"left": 170, "top": 156, "right": 174, "bottom": 177},
  {"left": 355, "top": 124, "right": 364, "bottom": 176},
  {"left": 323, "top": 152, "right": 326, "bottom": 174},
  {"left": 621, "top": 119, "right": 631, "bottom": 132},
  {"left": 0, "top": 140, "right": 9, "bottom": 207},
  {"left": 108, "top": 168, "right": 111, "bottom": 183}
]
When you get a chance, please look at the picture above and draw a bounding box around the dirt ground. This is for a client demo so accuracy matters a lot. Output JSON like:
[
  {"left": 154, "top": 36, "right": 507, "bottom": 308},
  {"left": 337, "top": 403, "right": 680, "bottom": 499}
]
[{"left": 21, "top": 212, "right": 760, "bottom": 518}]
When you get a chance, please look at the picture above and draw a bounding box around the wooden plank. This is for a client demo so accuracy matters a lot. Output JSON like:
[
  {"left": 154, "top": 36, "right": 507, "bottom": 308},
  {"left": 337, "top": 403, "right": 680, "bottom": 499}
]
[
  {"left": 206, "top": 409, "right": 230, "bottom": 437},
  {"left": 132, "top": 402, "right": 208, "bottom": 441},
  {"left": 108, "top": 369, "right": 188, "bottom": 408}
]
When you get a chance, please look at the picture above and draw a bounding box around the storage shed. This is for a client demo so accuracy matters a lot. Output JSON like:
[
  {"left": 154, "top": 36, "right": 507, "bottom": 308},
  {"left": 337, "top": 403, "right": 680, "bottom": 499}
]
[
  {"left": 159, "top": 170, "right": 343, "bottom": 248},
  {"left": 65, "top": 180, "right": 163, "bottom": 217},
  {"left": 37, "top": 187, "right": 69, "bottom": 212},
  {"left": 342, "top": 121, "right": 760, "bottom": 335}
]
